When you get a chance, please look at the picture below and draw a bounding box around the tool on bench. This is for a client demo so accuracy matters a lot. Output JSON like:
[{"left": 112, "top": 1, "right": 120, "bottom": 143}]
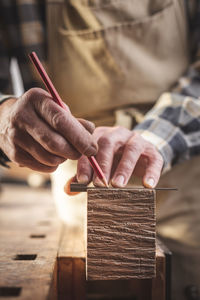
[{"left": 29, "top": 51, "right": 108, "bottom": 187}]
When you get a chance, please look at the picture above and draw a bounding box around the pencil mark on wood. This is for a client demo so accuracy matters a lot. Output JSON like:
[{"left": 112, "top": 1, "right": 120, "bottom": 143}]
[{"left": 87, "top": 188, "right": 156, "bottom": 280}]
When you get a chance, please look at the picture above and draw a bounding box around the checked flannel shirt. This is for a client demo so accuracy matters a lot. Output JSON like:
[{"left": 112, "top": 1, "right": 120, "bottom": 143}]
[{"left": 0, "top": 0, "right": 200, "bottom": 172}]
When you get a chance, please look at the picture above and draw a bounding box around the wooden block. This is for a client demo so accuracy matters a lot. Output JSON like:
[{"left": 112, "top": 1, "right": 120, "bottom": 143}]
[
  {"left": 87, "top": 188, "right": 156, "bottom": 280},
  {"left": 127, "top": 240, "right": 169, "bottom": 300}
]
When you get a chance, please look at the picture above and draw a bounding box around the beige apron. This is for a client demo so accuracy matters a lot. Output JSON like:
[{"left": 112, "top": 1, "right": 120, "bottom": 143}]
[
  {"left": 47, "top": 0, "right": 188, "bottom": 124},
  {"left": 47, "top": 1, "right": 200, "bottom": 299}
]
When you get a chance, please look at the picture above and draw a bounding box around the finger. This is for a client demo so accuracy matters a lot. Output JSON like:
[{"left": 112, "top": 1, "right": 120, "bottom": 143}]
[
  {"left": 93, "top": 141, "right": 114, "bottom": 186},
  {"left": 143, "top": 153, "right": 163, "bottom": 188},
  {"left": 64, "top": 176, "right": 80, "bottom": 196},
  {"left": 93, "top": 128, "right": 132, "bottom": 186},
  {"left": 77, "top": 155, "right": 93, "bottom": 184},
  {"left": 13, "top": 129, "right": 66, "bottom": 166},
  {"left": 33, "top": 94, "right": 98, "bottom": 156},
  {"left": 111, "top": 135, "right": 144, "bottom": 187},
  {"left": 20, "top": 110, "right": 81, "bottom": 160},
  {"left": 78, "top": 118, "right": 95, "bottom": 134},
  {"left": 133, "top": 155, "right": 148, "bottom": 177},
  {"left": 9, "top": 146, "right": 58, "bottom": 173},
  {"left": 110, "top": 146, "right": 125, "bottom": 178}
]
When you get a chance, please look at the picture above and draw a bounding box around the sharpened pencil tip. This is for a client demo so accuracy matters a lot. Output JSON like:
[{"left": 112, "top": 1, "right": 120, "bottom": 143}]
[{"left": 102, "top": 176, "right": 109, "bottom": 188}]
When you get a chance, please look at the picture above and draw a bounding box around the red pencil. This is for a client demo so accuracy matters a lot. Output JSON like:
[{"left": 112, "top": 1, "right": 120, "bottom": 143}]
[{"left": 29, "top": 52, "right": 108, "bottom": 187}]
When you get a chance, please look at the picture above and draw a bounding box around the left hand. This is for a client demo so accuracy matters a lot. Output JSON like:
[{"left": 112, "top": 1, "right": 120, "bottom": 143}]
[{"left": 77, "top": 126, "right": 164, "bottom": 188}]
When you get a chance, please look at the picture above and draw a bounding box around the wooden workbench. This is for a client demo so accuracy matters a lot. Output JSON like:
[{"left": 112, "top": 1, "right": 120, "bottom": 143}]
[
  {"left": 0, "top": 184, "right": 60, "bottom": 300},
  {"left": 0, "top": 184, "right": 170, "bottom": 300}
]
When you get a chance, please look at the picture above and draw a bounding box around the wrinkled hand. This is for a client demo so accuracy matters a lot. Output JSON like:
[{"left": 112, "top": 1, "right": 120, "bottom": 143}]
[
  {"left": 77, "top": 126, "right": 164, "bottom": 188},
  {"left": 0, "top": 88, "right": 97, "bottom": 172}
]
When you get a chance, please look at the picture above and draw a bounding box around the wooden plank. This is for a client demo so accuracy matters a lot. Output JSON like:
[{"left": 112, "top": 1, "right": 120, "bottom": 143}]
[
  {"left": 151, "top": 240, "right": 172, "bottom": 300},
  {"left": 57, "top": 224, "right": 86, "bottom": 300},
  {"left": 151, "top": 242, "right": 166, "bottom": 300},
  {"left": 0, "top": 184, "right": 61, "bottom": 300},
  {"left": 87, "top": 188, "right": 156, "bottom": 280}
]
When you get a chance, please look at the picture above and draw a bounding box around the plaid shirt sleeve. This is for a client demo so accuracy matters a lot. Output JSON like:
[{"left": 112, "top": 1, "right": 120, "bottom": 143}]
[
  {"left": 134, "top": 93, "right": 200, "bottom": 172},
  {"left": 134, "top": 2, "right": 200, "bottom": 173}
]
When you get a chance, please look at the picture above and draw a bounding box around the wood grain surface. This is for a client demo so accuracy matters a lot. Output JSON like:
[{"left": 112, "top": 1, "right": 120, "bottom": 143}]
[
  {"left": 0, "top": 184, "right": 61, "bottom": 300},
  {"left": 87, "top": 188, "right": 156, "bottom": 280}
]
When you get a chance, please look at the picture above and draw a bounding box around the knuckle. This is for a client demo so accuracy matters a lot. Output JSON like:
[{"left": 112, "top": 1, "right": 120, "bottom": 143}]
[
  {"left": 78, "top": 164, "right": 87, "bottom": 173},
  {"left": 24, "top": 88, "right": 50, "bottom": 112},
  {"left": 42, "top": 133, "right": 81, "bottom": 160},
  {"left": 9, "top": 128, "right": 18, "bottom": 143},
  {"left": 11, "top": 111, "right": 23, "bottom": 127},
  {"left": 126, "top": 142, "right": 143, "bottom": 154},
  {"left": 45, "top": 138, "right": 59, "bottom": 151},
  {"left": 77, "top": 156, "right": 88, "bottom": 168},
  {"left": 78, "top": 165, "right": 90, "bottom": 175},
  {"left": 120, "top": 160, "right": 134, "bottom": 173},
  {"left": 26, "top": 87, "right": 38, "bottom": 98},
  {"left": 155, "top": 153, "right": 164, "bottom": 167},
  {"left": 51, "top": 111, "right": 65, "bottom": 128},
  {"left": 39, "top": 132, "right": 49, "bottom": 145},
  {"left": 25, "top": 87, "right": 44, "bottom": 101},
  {"left": 99, "top": 160, "right": 109, "bottom": 170},
  {"left": 98, "top": 135, "right": 113, "bottom": 149}
]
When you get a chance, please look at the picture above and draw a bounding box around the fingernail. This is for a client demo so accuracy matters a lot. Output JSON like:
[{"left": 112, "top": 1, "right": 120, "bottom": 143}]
[
  {"left": 77, "top": 174, "right": 89, "bottom": 184},
  {"left": 112, "top": 175, "right": 125, "bottom": 187},
  {"left": 145, "top": 178, "right": 155, "bottom": 188}
]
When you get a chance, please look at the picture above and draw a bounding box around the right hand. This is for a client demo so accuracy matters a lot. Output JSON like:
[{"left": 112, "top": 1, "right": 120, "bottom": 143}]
[{"left": 0, "top": 88, "right": 97, "bottom": 172}]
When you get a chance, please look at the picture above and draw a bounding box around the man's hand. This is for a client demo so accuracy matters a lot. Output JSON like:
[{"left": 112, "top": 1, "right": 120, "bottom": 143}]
[
  {"left": 77, "top": 126, "right": 164, "bottom": 188},
  {"left": 0, "top": 88, "right": 97, "bottom": 172}
]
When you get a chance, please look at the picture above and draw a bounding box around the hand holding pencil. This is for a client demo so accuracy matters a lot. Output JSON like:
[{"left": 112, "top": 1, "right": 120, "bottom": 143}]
[
  {"left": 0, "top": 86, "right": 99, "bottom": 173},
  {"left": 29, "top": 52, "right": 108, "bottom": 187}
]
